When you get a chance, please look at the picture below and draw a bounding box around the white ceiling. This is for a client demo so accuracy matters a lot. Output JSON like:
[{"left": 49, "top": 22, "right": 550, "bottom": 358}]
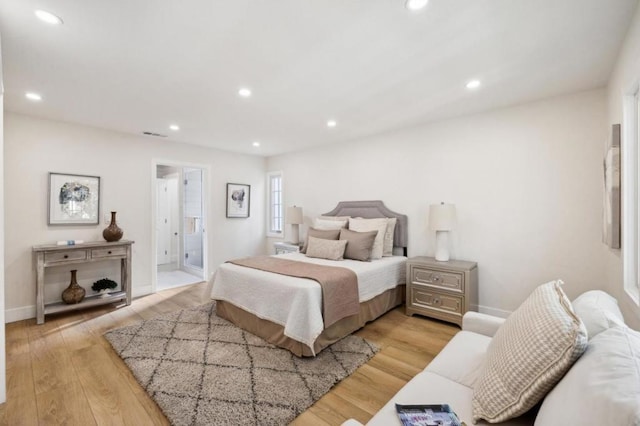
[{"left": 0, "top": 0, "right": 637, "bottom": 157}]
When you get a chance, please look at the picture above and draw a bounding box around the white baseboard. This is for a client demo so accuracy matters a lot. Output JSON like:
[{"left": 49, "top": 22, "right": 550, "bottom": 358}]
[
  {"left": 5, "top": 286, "right": 155, "bottom": 324},
  {"left": 133, "top": 285, "right": 153, "bottom": 298},
  {"left": 6, "top": 305, "right": 36, "bottom": 323},
  {"left": 471, "top": 304, "right": 511, "bottom": 319}
]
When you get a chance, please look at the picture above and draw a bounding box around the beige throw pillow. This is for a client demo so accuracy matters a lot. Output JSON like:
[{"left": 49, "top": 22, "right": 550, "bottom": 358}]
[
  {"left": 339, "top": 228, "right": 378, "bottom": 261},
  {"left": 305, "top": 236, "right": 347, "bottom": 261},
  {"left": 300, "top": 228, "right": 340, "bottom": 254},
  {"left": 348, "top": 218, "right": 388, "bottom": 259},
  {"left": 472, "top": 280, "right": 587, "bottom": 423}
]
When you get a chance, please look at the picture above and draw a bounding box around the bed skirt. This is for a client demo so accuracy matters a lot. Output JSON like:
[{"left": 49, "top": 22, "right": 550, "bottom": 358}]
[{"left": 216, "top": 284, "right": 405, "bottom": 357}]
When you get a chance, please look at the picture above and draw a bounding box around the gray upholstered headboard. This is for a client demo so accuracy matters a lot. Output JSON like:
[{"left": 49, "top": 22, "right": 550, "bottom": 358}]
[{"left": 323, "top": 200, "right": 408, "bottom": 256}]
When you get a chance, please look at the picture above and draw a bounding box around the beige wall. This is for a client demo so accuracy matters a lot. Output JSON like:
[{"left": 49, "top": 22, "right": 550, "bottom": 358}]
[
  {"left": 606, "top": 4, "right": 640, "bottom": 329},
  {"left": 268, "top": 89, "right": 608, "bottom": 317},
  {"left": 4, "top": 112, "right": 266, "bottom": 322}
]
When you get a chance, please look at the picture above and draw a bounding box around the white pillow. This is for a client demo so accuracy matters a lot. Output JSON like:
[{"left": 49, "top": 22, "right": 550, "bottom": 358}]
[
  {"left": 348, "top": 218, "right": 388, "bottom": 260},
  {"left": 383, "top": 217, "right": 397, "bottom": 257},
  {"left": 305, "top": 236, "right": 347, "bottom": 261},
  {"left": 317, "top": 215, "right": 350, "bottom": 222},
  {"left": 534, "top": 326, "right": 640, "bottom": 426},
  {"left": 313, "top": 218, "right": 348, "bottom": 230},
  {"left": 572, "top": 290, "right": 625, "bottom": 339}
]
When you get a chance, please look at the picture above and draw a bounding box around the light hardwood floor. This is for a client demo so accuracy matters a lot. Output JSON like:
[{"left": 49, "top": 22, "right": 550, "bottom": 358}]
[{"left": 0, "top": 282, "right": 457, "bottom": 425}]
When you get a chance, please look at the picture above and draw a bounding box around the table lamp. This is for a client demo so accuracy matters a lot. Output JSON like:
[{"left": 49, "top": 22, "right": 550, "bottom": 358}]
[
  {"left": 286, "top": 206, "right": 303, "bottom": 244},
  {"left": 429, "top": 202, "right": 456, "bottom": 261}
]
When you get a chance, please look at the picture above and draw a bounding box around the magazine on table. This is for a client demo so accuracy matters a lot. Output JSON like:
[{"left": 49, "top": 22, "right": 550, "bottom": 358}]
[{"left": 395, "top": 403, "right": 464, "bottom": 426}]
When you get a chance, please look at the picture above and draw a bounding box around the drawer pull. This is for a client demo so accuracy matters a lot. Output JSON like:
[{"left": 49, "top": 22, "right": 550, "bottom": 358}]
[
  {"left": 64, "top": 255, "right": 69, "bottom": 259},
  {"left": 108, "top": 251, "right": 112, "bottom": 254},
  {"left": 432, "top": 274, "right": 441, "bottom": 282}
]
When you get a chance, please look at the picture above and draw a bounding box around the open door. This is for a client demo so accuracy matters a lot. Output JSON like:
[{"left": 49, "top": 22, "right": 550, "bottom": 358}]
[{"left": 183, "top": 167, "right": 204, "bottom": 273}]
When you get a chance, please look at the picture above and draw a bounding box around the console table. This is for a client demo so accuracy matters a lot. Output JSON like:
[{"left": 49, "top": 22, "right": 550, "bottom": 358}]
[{"left": 33, "top": 240, "right": 134, "bottom": 324}]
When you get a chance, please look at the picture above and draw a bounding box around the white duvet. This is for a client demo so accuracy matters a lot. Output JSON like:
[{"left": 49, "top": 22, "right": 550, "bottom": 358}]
[{"left": 210, "top": 253, "right": 406, "bottom": 351}]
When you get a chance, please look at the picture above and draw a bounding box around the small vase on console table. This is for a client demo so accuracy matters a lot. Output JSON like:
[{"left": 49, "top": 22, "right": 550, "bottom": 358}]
[{"left": 103, "top": 211, "right": 124, "bottom": 242}]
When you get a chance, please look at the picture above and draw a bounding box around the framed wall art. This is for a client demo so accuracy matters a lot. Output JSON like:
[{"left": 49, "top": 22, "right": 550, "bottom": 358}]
[
  {"left": 48, "top": 172, "right": 101, "bottom": 225},
  {"left": 603, "top": 124, "right": 621, "bottom": 249},
  {"left": 226, "top": 183, "right": 250, "bottom": 218}
]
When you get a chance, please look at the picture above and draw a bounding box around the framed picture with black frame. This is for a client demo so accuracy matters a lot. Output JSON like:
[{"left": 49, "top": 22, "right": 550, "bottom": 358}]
[
  {"left": 48, "top": 172, "right": 101, "bottom": 225},
  {"left": 226, "top": 183, "right": 250, "bottom": 218}
]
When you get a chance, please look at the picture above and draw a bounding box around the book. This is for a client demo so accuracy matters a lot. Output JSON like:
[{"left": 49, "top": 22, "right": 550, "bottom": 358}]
[{"left": 395, "top": 404, "right": 463, "bottom": 426}]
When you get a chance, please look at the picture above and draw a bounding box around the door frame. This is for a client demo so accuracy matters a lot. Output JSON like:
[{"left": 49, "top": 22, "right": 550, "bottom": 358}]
[{"left": 150, "top": 159, "right": 210, "bottom": 294}]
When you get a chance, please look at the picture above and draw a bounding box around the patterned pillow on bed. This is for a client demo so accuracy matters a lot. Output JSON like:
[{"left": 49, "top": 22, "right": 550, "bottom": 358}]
[{"left": 305, "top": 236, "right": 348, "bottom": 261}]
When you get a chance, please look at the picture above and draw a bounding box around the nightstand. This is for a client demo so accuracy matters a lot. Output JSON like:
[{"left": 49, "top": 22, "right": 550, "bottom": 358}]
[
  {"left": 406, "top": 256, "right": 478, "bottom": 327},
  {"left": 274, "top": 241, "right": 301, "bottom": 254}
]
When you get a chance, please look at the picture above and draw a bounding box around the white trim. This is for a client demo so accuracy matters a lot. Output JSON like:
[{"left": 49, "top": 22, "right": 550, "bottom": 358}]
[
  {"left": 622, "top": 85, "right": 640, "bottom": 306},
  {"left": 472, "top": 304, "right": 511, "bottom": 319},
  {"left": 133, "top": 285, "right": 153, "bottom": 298},
  {"left": 5, "top": 305, "right": 34, "bottom": 323}
]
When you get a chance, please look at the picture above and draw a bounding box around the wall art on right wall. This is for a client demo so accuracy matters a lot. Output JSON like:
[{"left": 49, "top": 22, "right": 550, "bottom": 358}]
[{"left": 603, "top": 123, "right": 621, "bottom": 249}]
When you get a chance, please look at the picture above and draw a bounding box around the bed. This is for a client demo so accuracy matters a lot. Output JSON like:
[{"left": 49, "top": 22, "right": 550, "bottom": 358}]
[{"left": 210, "top": 200, "right": 408, "bottom": 356}]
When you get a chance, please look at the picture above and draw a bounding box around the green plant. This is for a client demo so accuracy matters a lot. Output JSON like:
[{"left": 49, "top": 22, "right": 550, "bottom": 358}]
[{"left": 91, "top": 278, "right": 118, "bottom": 292}]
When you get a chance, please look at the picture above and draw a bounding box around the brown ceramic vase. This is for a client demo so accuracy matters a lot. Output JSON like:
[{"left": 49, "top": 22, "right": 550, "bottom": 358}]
[
  {"left": 103, "top": 211, "right": 124, "bottom": 242},
  {"left": 62, "top": 269, "right": 85, "bottom": 304}
]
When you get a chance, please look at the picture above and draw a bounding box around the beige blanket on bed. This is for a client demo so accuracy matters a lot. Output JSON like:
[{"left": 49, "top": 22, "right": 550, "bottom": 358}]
[{"left": 228, "top": 256, "right": 360, "bottom": 328}]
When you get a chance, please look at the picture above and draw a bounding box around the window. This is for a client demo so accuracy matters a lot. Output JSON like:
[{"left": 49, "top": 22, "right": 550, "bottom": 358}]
[
  {"left": 622, "top": 88, "right": 640, "bottom": 304},
  {"left": 267, "top": 171, "right": 283, "bottom": 236}
]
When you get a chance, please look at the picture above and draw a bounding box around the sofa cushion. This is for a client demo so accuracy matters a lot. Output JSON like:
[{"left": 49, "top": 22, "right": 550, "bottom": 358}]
[
  {"left": 472, "top": 280, "right": 588, "bottom": 424},
  {"left": 534, "top": 326, "right": 640, "bottom": 426},
  {"left": 425, "top": 331, "right": 491, "bottom": 388},
  {"left": 571, "top": 290, "right": 625, "bottom": 339}
]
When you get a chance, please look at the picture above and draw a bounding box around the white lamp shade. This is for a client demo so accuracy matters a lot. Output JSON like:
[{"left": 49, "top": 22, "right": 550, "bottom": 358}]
[
  {"left": 429, "top": 203, "right": 456, "bottom": 231},
  {"left": 286, "top": 206, "right": 303, "bottom": 225}
]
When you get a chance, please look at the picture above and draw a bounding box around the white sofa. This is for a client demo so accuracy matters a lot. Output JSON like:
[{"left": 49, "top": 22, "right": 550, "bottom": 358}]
[{"left": 343, "top": 289, "right": 640, "bottom": 426}]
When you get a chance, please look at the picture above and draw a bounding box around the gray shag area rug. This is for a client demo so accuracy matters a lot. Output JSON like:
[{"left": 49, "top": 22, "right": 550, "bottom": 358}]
[{"left": 104, "top": 302, "right": 378, "bottom": 426}]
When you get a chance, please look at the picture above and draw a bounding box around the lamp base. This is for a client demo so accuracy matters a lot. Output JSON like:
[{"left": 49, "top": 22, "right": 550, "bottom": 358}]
[
  {"left": 290, "top": 224, "right": 300, "bottom": 245},
  {"left": 434, "top": 230, "right": 450, "bottom": 261}
]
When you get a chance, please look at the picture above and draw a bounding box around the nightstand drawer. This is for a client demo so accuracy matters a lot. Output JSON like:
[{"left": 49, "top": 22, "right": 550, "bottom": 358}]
[
  {"left": 411, "top": 267, "right": 463, "bottom": 292},
  {"left": 410, "top": 288, "right": 463, "bottom": 315}
]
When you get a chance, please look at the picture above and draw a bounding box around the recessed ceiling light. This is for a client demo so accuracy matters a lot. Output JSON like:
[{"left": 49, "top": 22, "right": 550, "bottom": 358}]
[
  {"left": 405, "top": 0, "right": 429, "bottom": 11},
  {"left": 169, "top": 124, "right": 180, "bottom": 131},
  {"left": 35, "top": 10, "right": 63, "bottom": 25},
  {"left": 466, "top": 80, "right": 481, "bottom": 90},
  {"left": 252, "top": 141, "right": 261, "bottom": 147},
  {"left": 327, "top": 120, "right": 337, "bottom": 128},
  {"left": 25, "top": 92, "right": 42, "bottom": 101},
  {"left": 238, "top": 88, "right": 252, "bottom": 98}
]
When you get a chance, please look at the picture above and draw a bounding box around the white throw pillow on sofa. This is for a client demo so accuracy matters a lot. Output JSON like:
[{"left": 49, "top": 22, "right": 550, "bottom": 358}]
[
  {"left": 571, "top": 290, "right": 625, "bottom": 339},
  {"left": 534, "top": 325, "right": 640, "bottom": 426}
]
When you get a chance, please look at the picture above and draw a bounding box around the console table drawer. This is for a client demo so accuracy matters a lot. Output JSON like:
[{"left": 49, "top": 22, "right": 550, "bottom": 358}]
[
  {"left": 91, "top": 246, "right": 127, "bottom": 259},
  {"left": 44, "top": 250, "right": 87, "bottom": 264}
]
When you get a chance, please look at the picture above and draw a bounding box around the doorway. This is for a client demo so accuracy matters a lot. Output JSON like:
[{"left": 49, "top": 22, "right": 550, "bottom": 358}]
[{"left": 155, "top": 164, "right": 206, "bottom": 290}]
